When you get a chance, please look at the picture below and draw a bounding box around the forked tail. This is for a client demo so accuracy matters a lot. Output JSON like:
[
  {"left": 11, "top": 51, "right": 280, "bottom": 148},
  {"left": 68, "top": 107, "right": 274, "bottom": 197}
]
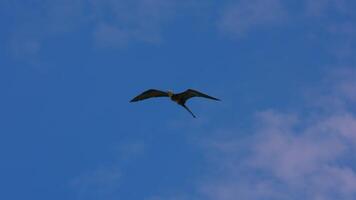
[{"left": 182, "top": 104, "right": 196, "bottom": 118}]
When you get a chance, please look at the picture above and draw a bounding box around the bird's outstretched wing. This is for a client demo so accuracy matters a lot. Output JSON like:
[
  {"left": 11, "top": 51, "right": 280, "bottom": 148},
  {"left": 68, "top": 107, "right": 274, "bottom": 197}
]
[
  {"left": 130, "top": 89, "right": 169, "bottom": 102},
  {"left": 175, "top": 89, "right": 220, "bottom": 103}
]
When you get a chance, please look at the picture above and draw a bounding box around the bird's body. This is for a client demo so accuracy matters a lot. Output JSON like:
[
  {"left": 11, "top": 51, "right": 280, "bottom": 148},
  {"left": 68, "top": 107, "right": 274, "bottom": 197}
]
[{"left": 130, "top": 89, "right": 220, "bottom": 118}]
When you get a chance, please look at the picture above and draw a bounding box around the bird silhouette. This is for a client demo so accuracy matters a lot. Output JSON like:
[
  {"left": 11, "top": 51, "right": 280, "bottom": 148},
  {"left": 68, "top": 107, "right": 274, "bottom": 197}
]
[{"left": 130, "top": 89, "right": 220, "bottom": 118}]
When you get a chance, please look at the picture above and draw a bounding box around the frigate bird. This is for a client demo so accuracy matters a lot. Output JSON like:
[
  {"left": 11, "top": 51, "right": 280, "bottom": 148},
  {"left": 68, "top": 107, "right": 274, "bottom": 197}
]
[{"left": 130, "top": 89, "right": 220, "bottom": 118}]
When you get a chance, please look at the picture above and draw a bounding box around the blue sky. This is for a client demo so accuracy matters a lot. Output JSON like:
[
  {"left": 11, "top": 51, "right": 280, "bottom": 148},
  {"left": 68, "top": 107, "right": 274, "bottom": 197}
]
[{"left": 1, "top": 0, "right": 356, "bottom": 199}]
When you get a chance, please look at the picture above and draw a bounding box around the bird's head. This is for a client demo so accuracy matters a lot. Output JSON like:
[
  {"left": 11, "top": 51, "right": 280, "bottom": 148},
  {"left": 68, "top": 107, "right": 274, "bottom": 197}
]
[{"left": 167, "top": 90, "right": 174, "bottom": 97}]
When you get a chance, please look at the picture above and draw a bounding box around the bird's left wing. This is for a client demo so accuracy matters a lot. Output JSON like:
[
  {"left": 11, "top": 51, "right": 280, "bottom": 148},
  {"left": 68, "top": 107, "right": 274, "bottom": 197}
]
[
  {"left": 176, "top": 89, "right": 220, "bottom": 102},
  {"left": 130, "top": 89, "right": 169, "bottom": 102}
]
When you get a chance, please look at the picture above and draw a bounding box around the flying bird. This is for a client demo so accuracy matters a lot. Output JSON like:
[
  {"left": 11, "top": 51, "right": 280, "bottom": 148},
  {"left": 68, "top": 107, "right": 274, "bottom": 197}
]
[{"left": 130, "top": 89, "right": 220, "bottom": 118}]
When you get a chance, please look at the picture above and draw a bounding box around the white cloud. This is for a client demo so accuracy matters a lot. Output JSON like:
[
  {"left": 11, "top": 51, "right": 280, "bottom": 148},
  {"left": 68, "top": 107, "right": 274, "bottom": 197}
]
[
  {"left": 199, "top": 114, "right": 356, "bottom": 199},
  {"left": 195, "top": 68, "right": 356, "bottom": 200},
  {"left": 146, "top": 69, "right": 356, "bottom": 200}
]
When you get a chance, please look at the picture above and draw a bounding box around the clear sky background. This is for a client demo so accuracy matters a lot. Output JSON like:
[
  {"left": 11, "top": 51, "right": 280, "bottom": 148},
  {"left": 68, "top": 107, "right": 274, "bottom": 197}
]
[{"left": 1, "top": 0, "right": 356, "bottom": 200}]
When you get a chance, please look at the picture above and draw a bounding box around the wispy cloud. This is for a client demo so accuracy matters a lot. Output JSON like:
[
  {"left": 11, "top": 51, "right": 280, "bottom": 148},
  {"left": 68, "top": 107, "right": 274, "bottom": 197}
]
[
  {"left": 90, "top": 0, "right": 181, "bottom": 46},
  {"left": 5, "top": 0, "right": 89, "bottom": 68},
  {"left": 148, "top": 68, "right": 356, "bottom": 200},
  {"left": 305, "top": 0, "right": 352, "bottom": 17},
  {"left": 303, "top": 0, "right": 356, "bottom": 63},
  {"left": 70, "top": 139, "right": 146, "bottom": 199},
  {"left": 218, "top": 0, "right": 287, "bottom": 38},
  {"left": 5, "top": 0, "right": 201, "bottom": 65},
  {"left": 93, "top": 23, "right": 131, "bottom": 48},
  {"left": 305, "top": 67, "right": 356, "bottom": 111},
  {"left": 218, "top": 0, "right": 356, "bottom": 43},
  {"left": 196, "top": 68, "right": 356, "bottom": 200},
  {"left": 70, "top": 166, "right": 121, "bottom": 200},
  {"left": 327, "top": 23, "right": 356, "bottom": 62},
  {"left": 6, "top": 0, "right": 200, "bottom": 47}
]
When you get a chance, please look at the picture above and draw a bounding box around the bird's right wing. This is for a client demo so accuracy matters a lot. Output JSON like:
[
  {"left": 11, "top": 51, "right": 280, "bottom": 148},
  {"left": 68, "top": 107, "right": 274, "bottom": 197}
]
[
  {"left": 176, "top": 89, "right": 220, "bottom": 102},
  {"left": 130, "top": 89, "right": 169, "bottom": 102}
]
